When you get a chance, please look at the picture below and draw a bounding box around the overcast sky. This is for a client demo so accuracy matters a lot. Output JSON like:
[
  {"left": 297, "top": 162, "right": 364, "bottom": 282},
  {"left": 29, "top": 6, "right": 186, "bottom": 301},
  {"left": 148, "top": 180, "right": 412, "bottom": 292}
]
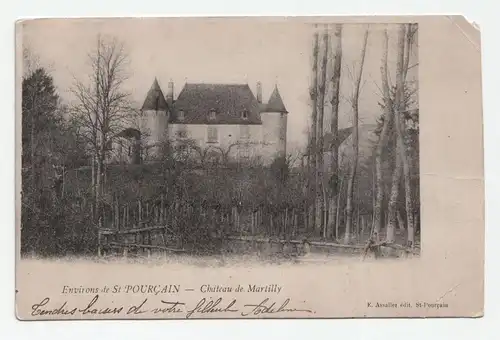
[{"left": 22, "top": 18, "right": 418, "bottom": 152}]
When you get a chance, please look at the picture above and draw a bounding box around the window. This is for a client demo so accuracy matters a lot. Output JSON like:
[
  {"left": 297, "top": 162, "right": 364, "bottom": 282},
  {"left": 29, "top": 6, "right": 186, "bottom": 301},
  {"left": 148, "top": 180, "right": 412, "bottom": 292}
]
[
  {"left": 241, "top": 110, "right": 249, "bottom": 120},
  {"left": 178, "top": 110, "right": 185, "bottom": 121},
  {"left": 240, "top": 125, "right": 250, "bottom": 140},
  {"left": 207, "top": 126, "right": 218, "bottom": 143},
  {"left": 209, "top": 109, "right": 216, "bottom": 120}
]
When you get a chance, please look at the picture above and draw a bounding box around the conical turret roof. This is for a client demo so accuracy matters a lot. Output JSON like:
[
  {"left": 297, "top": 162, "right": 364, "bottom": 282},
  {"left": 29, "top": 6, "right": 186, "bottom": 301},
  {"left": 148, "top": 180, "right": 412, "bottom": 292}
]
[
  {"left": 141, "top": 78, "right": 169, "bottom": 111},
  {"left": 263, "top": 85, "right": 288, "bottom": 113}
]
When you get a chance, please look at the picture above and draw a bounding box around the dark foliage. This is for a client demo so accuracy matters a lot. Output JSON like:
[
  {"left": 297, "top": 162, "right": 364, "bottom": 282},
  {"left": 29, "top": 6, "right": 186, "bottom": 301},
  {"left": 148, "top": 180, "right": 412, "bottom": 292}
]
[{"left": 21, "top": 68, "right": 92, "bottom": 256}]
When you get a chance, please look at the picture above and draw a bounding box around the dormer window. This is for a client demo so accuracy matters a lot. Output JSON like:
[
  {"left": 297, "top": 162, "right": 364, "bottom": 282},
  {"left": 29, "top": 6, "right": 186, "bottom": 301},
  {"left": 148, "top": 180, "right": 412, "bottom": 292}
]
[
  {"left": 178, "top": 110, "right": 185, "bottom": 121},
  {"left": 241, "top": 110, "right": 249, "bottom": 120},
  {"left": 209, "top": 109, "right": 217, "bottom": 121}
]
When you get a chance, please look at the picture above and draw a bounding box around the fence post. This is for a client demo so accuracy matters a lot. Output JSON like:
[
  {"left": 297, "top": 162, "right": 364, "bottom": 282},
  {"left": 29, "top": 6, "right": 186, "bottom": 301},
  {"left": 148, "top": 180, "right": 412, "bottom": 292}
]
[
  {"left": 138, "top": 200, "right": 142, "bottom": 224},
  {"left": 251, "top": 210, "right": 255, "bottom": 236},
  {"left": 122, "top": 205, "right": 126, "bottom": 230},
  {"left": 97, "top": 230, "right": 102, "bottom": 257},
  {"left": 115, "top": 196, "right": 120, "bottom": 230},
  {"left": 293, "top": 212, "right": 298, "bottom": 238}
]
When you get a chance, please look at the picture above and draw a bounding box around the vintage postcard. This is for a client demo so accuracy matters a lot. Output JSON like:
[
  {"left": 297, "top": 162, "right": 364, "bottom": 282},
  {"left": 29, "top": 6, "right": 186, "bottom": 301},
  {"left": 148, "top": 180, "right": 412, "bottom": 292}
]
[{"left": 15, "top": 16, "right": 484, "bottom": 319}]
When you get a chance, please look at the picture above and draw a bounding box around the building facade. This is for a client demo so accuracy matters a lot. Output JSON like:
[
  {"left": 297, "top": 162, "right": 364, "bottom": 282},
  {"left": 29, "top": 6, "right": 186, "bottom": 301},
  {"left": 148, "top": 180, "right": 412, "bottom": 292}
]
[{"left": 113, "top": 78, "right": 289, "bottom": 165}]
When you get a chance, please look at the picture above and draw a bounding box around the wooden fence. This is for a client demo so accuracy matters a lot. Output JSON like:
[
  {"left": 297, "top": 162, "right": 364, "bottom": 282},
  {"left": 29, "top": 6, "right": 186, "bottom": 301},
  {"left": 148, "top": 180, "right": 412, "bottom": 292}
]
[
  {"left": 98, "top": 225, "right": 186, "bottom": 258},
  {"left": 96, "top": 194, "right": 418, "bottom": 258}
]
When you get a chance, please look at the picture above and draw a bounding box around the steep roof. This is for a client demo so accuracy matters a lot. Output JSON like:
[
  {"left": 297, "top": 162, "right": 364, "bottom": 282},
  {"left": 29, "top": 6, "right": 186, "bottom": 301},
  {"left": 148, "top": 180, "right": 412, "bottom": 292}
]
[
  {"left": 170, "top": 83, "right": 262, "bottom": 125},
  {"left": 141, "top": 78, "right": 169, "bottom": 111},
  {"left": 322, "top": 127, "right": 354, "bottom": 151},
  {"left": 304, "top": 127, "right": 353, "bottom": 155},
  {"left": 262, "top": 85, "right": 288, "bottom": 113}
]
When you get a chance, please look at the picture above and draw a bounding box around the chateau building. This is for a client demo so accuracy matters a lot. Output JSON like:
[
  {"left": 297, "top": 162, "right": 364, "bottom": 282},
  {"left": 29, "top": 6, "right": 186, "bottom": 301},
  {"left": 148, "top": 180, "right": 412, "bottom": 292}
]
[{"left": 111, "top": 78, "right": 288, "bottom": 165}]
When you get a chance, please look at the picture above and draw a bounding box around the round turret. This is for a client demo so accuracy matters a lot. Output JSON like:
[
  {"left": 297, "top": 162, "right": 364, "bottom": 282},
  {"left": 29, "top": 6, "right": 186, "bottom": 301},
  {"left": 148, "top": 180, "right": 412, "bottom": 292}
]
[
  {"left": 261, "top": 85, "right": 288, "bottom": 161},
  {"left": 140, "top": 78, "right": 169, "bottom": 158}
]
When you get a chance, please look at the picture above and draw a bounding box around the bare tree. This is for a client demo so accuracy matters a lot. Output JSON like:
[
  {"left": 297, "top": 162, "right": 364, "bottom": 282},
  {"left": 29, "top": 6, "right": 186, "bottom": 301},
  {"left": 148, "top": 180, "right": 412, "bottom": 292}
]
[
  {"left": 394, "top": 24, "right": 416, "bottom": 247},
  {"left": 309, "top": 29, "right": 320, "bottom": 233},
  {"left": 379, "top": 28, "right": 399, "bottom": 244},
  {"left": 316, "top": 27, "right": 329, "bottom": 236},
  {"left": 372, "top": 27, "right": 394, "bottom": 243},
  {"left": 384, "top": 24, "right": 417, "bottom": 244},
  {"left": 344, "top": 27, "right": 369, "bottom": 244},
  {"left": 173, "top": 138, "right": 213, "bottom": 165},
  {"left": 386, "top": 153, "right": 402, "bottom": 243},
  {"left": 211, "top": 141, "right": 259, "bottom": 165},
  {"left": 327, "top": 24, "right": 342, "bottom": 240},
  {"left": 71, "top": 35, "right": 135, "bottom": 221}
]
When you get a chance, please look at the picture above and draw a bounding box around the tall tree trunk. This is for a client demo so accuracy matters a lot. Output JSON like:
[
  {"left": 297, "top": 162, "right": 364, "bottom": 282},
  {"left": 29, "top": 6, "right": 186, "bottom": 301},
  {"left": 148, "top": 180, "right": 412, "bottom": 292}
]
[
  {"left": 327, "top": 24, "right": 342, "bottom": 240},
  {"left": 373, "top": 27, "right": 394, "bottom": 243},
  {"left": 98, "top": 131, "right": 106, "bottom": 199},
  {"left": 305, "top": 151, "right": 312, "bottom": 231},
  {"left": 91, "top": 152, "right": 96, "bottom": 218},
  {"left": 316, "top": 28, "right": 329, "bottom": 236},
  {"left": 386, "top": 153, "right": 402, "bottom": 243},
  {"left": 322, "top": 183, "right": 328, "bottom": 238},
  {"left": 344, "top": 28, "right": 369, "bottom": 244},
  {"left": 310, "top": 30, "right": 320, "bottom": 234},
  {"left": 394, "top": 24, "right": 415, "bottom": 248},
  {"left": 386, "top": 24, "right": 415, "bottom": 244},
  {"left": 95, "top": 37, "right": 101, "bottom": 224},
  {"left": 336, "top": 172, "right": 344, "bottom": 241}
]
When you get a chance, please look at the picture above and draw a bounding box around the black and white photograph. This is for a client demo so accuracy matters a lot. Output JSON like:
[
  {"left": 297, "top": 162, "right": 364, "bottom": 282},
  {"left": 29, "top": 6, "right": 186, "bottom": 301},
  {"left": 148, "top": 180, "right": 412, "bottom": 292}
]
[
  {"left": 19, "top": 20, "right": 419, "bottom": 261},
  {"left": 15, "top": 17, "right": 483, "bottom": 320}
]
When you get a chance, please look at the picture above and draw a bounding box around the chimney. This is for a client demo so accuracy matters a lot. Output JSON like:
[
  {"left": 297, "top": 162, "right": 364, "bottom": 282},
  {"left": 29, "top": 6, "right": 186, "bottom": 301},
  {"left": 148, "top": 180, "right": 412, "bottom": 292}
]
[
  {"left": 167, "top": 80, "right": 174, "bottom": 104},
  {"left": 256, "top": 81, "right": 262, "bottom": 103}
]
